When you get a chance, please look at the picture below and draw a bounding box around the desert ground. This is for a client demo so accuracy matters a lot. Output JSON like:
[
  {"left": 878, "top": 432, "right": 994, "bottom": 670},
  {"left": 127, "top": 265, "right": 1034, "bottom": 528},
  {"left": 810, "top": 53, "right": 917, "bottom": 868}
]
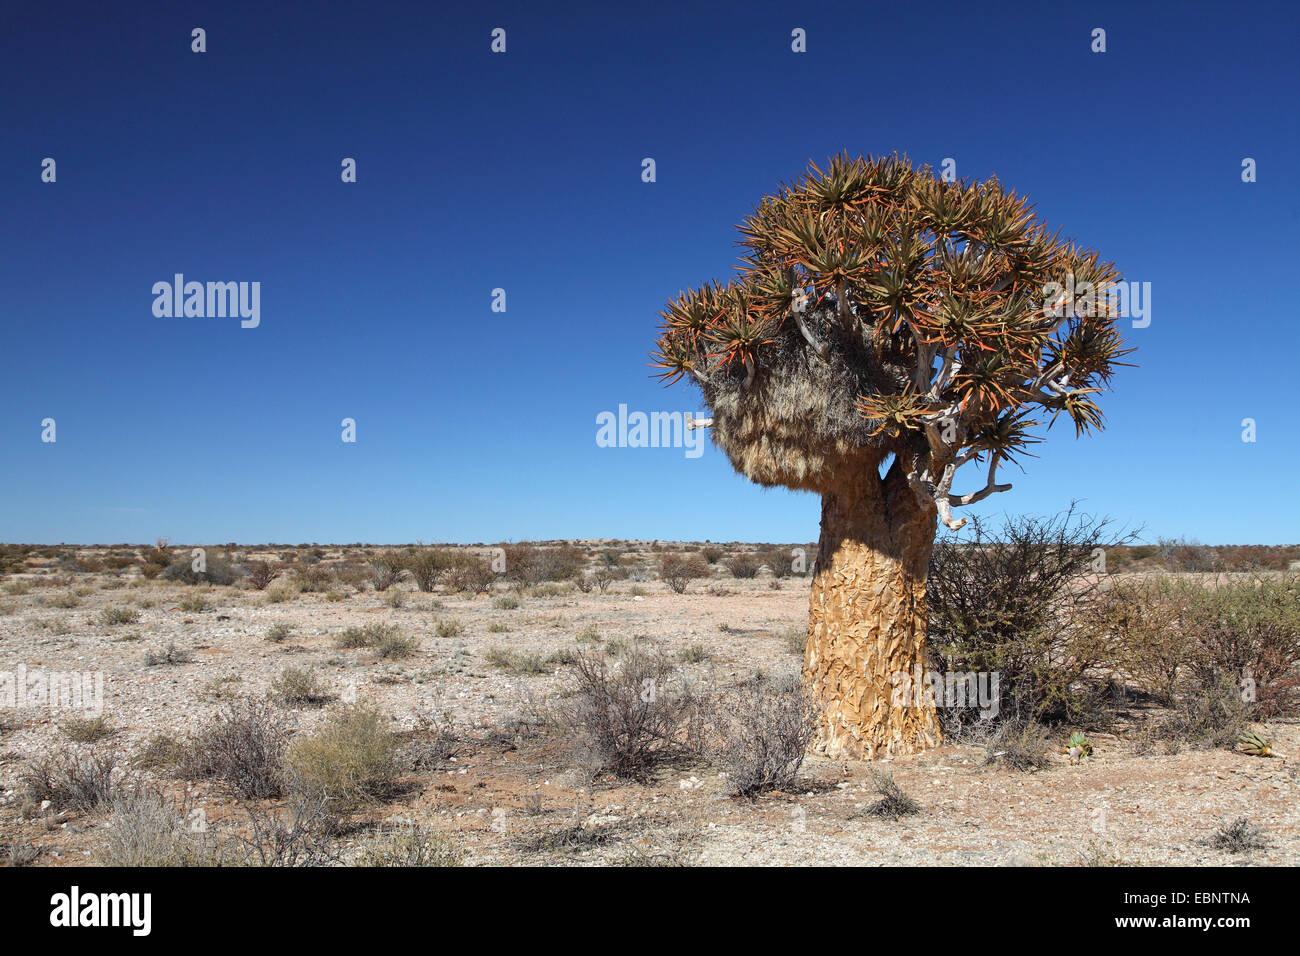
[{"left": 0, "top": 543, "right": 1296, "bottom": 867}]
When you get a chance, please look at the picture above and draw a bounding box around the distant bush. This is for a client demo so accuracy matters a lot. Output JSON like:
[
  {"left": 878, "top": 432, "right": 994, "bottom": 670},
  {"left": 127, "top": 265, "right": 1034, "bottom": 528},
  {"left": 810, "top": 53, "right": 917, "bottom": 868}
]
[
  {"left": 435, "top": 618, "right": 464, "bottom": 639},
  {"left": 264, "top": 579, "right": 301, "bottom": 603},
  {"left": 659, "top": 552, "right": 711, "bottom": 593},
  {"left": 292, "top": 564, "right": 336, "bottom": 593},
  {"left": 761, "top": 548, "right": 794, "bottom": 579},
  {"left": 132, "top": 734, "right": 187, "bottom": 771},
  {"left": 502, "top": 544, "right": 584, "bottom": 586},
  {"left": 591, "top": 567, "right": 625, "bottom": 593},
  {"left": 680, "top": 644, "right": 709, "bottom": 663},
  {"left": 405, "top": 548, "right": 456, "bottom": 592},
  {"left": 368, "top": 551, "right": 405, "bottom": 591},
  {"left": 144, "top": 642, "right": 194, "bottom": 666},
  {"left": 99, "top": 606, "right": 140, "bottom": 626},
  {"left": 485, "top": 647, "right": 571, "bottom": 675},
  {"left": 724, "top": 553, "right": 762, "bottom": 579},
  {"left": 177, "top": 590, "right": 208, "bottom": 612},
  {"left": 374, "top": 629, "right": 419, "bottom": 659},
  {"left": 244, "top": 561, "right": 281, "bottom": 591},
  {"left": 162, "top": 552, "right": 241, "bottom": 586},
  {"left": 337, "top": 622, "right": 400, "bottom": 649},
  {"left": 442, "top": 553, "right": 496, "bottom": 594}
]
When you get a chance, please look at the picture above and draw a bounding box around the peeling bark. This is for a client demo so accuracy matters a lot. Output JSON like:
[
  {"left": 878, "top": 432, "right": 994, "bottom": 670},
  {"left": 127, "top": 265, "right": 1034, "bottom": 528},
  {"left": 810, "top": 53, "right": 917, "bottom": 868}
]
[{"left": 803, "top": 458, "right": 940, "bottom": 759}]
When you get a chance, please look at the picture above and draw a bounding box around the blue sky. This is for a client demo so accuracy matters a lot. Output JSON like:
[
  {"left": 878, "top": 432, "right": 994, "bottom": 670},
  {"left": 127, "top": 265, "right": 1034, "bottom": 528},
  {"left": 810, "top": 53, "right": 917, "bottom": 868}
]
[{"left": 2, "top": 0, "right": 1297, "bottom": 545}]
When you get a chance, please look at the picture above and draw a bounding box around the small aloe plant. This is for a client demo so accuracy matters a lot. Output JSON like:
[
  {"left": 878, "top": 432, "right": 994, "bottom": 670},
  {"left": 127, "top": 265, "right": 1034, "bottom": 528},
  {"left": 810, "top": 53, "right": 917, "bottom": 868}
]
[
  {"left": 1067, "top": 731, "right": 1093, "bottom": 761},
  {"left": 1238, "top": 730, "right": 1274, "bottom": 758}
]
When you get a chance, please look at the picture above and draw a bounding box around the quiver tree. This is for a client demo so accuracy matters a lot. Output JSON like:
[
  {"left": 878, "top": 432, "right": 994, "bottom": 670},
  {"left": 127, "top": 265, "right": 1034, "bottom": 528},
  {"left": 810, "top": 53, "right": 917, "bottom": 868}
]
[{"left": 651, "top": 154, "right": 1131, "bottom": 758}]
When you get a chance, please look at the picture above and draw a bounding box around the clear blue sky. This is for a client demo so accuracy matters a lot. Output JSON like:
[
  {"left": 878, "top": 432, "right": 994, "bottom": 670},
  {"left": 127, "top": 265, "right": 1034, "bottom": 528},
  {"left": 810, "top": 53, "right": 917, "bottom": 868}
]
[{"left": 2, "top": 0, "right": 1297, "bottom": 545}]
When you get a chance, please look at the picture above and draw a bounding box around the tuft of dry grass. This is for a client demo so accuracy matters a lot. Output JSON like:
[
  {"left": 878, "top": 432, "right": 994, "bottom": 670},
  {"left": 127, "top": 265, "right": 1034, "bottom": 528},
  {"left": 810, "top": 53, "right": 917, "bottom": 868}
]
[{"left": 59, "top": 714, "right": 117, "bottom": 743}]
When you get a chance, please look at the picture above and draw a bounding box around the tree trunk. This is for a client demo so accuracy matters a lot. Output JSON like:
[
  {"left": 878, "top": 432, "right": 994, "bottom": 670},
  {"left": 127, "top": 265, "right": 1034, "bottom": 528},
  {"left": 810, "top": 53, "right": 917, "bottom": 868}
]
[{"left": 803, "top": 460, "right": 940, "bottom": 759}]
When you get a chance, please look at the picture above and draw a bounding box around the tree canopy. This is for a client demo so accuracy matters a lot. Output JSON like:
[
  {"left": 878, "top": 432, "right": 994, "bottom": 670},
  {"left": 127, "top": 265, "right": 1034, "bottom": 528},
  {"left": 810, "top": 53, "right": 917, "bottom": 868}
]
[{"left": 652, "top": 153, "right": 1132, "bottom": 528}]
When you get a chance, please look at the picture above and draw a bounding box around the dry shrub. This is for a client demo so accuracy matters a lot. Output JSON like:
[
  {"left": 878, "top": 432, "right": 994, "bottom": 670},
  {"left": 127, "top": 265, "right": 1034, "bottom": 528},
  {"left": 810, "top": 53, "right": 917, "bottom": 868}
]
[
  {"left": 133, "top": 733, "right": 187, "bottom": 771},
  {"left": 337, "top": 621, "right": 408, "bottom": 651},
  {"left": 100, "top": 605, "right": 140, "bottom": 626},
  {"left": 984, "top": 719, "right": 1052, "bottom": 771},
  {"left": 226, "top": 787, "right": 342, "bottom": 867},
  {"left": 163, "top": 552, "right": 240, "bottom": 586},
  {"left": 20, "top": 746, "right": 122, "bottom": 812},
  {"left": 862, "top": 770, "right": 921, "bottom": 819},
  {"left": 180, "top": 699, "right": 290, "bottom": 799},
  {"left": 502, "top": 543, "right": 584, "bottom": 586},
  {"left": 1153, "top": 672, "right": 1252, "bottom": 750},
  {"left": 1206, "top": 817, "right": 1268, "bottom": 855},
  {"left": 404, "top": 548, "right": 456, "bottom": 592},
  {"left": 264, "top": 578, "right": 301, "bottom": 603},
  {"left": 244, "top": 561, "right": 281, "bottom": 591},
  {"left": 1103, "top": 573, "right": 1299, "bottom": 719},
  {"left": 375, "top": 629, "right": 419, "bottom": 658},
  {"left": 144, "top": 641, "right": 194, "bottom": 666},
  {"left": 761, "top": 548, "right": 794, "bottom": 578},
  {"left": 358, "top": 823, "right": 464, "bottom": 867},
  {"left": 659, "top": 552, "right": 711, "bottom": 593},
  {"left": 927, "top": 507, "right": 1134, "bottom": 724},
  {"left": 98, "top": 788, "right": 217, "bottom": 866},
  {"left": 1095, "top": 577, "right": 1189, "bottom": 704},
  {"left": 591, "top": 567, "right": 625, "bottom": 593},
  {"left": 59, "top": 714, "right": 117, "bottom": 743},
  {"left": 272, "top": 666, "right": 332, "bottom": 705},
  {"left": 724, "top": 553, "right": 762, "bottom": 579},
  {"left": 1185, "top": 573, "right": 1300, "bottom": 717},
  {"left": 554, "top": 648, "right": 698, "bottom": 780},
  {"left": 368, "top": 551, "right": 405, "bottom": 591},
  {"left": 442, "top": 552, "right": 496, "bottom": 593},
  {"left": 706, "top": 671, "right": 815, "bottom": 796},
  {"left": 291, "top": 564, "right": 336, "bottom": 593}
]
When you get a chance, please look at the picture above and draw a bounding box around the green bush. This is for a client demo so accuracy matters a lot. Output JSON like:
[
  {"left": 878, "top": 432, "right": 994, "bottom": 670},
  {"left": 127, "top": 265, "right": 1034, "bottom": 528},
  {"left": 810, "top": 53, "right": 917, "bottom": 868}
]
[{"left": 284, "top": 705, "right": 400, "bottom": 813}]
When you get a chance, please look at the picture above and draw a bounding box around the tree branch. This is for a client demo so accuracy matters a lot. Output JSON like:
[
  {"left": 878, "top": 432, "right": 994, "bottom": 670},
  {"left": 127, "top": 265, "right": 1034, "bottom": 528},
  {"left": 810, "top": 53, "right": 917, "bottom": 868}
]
[{"left": 792, "top": 306, "right": 830, "bottom": 359}]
